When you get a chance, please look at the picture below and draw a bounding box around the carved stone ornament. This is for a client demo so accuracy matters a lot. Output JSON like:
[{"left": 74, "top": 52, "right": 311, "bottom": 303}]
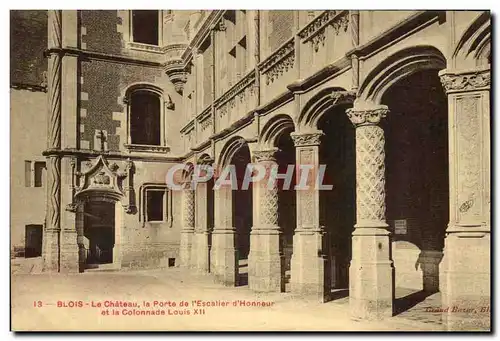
[
  {"left": 439, "top": 69, "right": 490, "bottom": 93},
  {"left": 253, "top": 149, "right": 279, "bottom": 163},
  {"left": 73, "top": 155, "right": 135, "bottom": 214},
  {"left": 346, "top": 106, "right": 389, "bottom": 127},
  {"left": 290, "top": 131, "right": 324, "bottom": 147}
]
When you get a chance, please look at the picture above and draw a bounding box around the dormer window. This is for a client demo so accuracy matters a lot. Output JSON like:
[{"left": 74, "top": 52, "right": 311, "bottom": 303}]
[{"left": 132, "top": 10, "right": 159, "bottom": 46}]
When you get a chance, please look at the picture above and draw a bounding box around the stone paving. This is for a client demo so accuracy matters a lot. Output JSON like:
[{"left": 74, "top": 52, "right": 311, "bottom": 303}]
[{"left": 11, "top": 260, "right": 447, "bottom": 331}]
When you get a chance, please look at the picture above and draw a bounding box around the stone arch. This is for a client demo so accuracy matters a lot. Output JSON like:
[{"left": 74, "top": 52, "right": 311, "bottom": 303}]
[
  {"left": 181, "top": 162, "right": 195, "bottom": 183},
  {"left": 452, "top": 12, "right": 491, "bottom": 68},
  {"left": 259, "top": 114, "right": 295, "bottom": 150},
  {"left": 217, "top": 136, "right": 248, "bottom": 169},
  {"left": 357, "top": 45, "right": 447, "bottom": 106},
  {"left": 298, "top": 87, "right": 355, "bottom": 131}
]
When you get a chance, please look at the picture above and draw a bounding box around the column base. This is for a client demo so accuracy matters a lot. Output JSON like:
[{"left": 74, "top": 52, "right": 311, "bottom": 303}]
[
  {"left": 211, "top": 228, "right": 237, "bottom": 286},
  {"left": 349, "top": 228, "right": 394, "bottom": 320},
  {"left": 290, "top": 229, "right": 327, "bottom": 301},
  {"left": 193, "top": 231, "right": 210, "bottom": 273},
  {"left": 59, "top": 229, "right": 79, "bottom": 273},
  {"left": 179, "top": 229, "right": 195, "bottom": 268},
  {"left": 440, "top": 230, "right": 490, "bottom": 331},
  {"left": 248, "top": 228, "right": 283, "bottom": 292},
  {"left": 42, "top": 229, "right": 60, "bottom": 272}
]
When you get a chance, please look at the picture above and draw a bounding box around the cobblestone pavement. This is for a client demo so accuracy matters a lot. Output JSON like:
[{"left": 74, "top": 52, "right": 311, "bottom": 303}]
[{"left": 11, "top": 265, "right": 445, "bottom": 331}]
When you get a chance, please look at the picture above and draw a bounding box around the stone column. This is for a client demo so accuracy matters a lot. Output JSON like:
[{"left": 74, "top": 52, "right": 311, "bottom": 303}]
[
  {"left": 346, "top": 105, "right": 394, "bottom": 319},
  {"left": 439, "top": 67, "right": 490, "bottom": 331},
  {"left": 289, "top": 132, "right": 328, "bottom": 301},
  {"left": 211, "top": 183, "right": 237, "bottom": 285},
  {"left": 179, "top": 184, "right": 196, "bottom": 268},
  {"left": 192, "top": 179, "right": 211, "bottom": 273},
  {"left": 43, "top": 10, "right": 63, "bottom": 272},
  {"left": 248, "top": 148, "right": 283, "bottom": 292}
]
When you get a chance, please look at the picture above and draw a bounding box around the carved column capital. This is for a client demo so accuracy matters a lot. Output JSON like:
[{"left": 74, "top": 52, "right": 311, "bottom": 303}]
[
  {"left": 439, "top": 68, "right": 490, "bottom": 93},
  {"left": 346, "top": 105, "right": 389, "bottom": 127},
  {"left": 290, "top": 131, "right": 324, "bottom": 147},
  {"left": 253, "top": 148, "right": 279, "bottom": 163}
]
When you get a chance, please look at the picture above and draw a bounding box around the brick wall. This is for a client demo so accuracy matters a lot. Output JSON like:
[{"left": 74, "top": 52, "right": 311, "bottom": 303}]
[{"left": 268, "top": 10, "right": 294, "bottom": 52}]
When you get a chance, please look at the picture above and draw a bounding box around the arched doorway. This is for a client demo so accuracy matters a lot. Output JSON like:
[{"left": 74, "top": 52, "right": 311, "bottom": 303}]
[
  {"left": 231, "top": 144, "right": 252, "bottom": 286},
  {"left": 318, "top": 104, "right": 356, "bottom": 296},
  {"left": 382, "top": 69, "right": 449, "bottom": 313}
]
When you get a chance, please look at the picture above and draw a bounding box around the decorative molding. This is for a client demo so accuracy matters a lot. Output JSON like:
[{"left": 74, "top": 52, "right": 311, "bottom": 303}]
[
  {"left": 298, "top": 10, "right": 349, "bottom": 51},
  {"left": 10, "top": 82, "right": 47, "bottom": 93},
  {"left": 126, "top": 41, "right": 164, "bottom": 54},
  {"left": 164, "top": 59, "right": 187, "bottom": 94},
  {"left": 346, "top": 106, "right": 389, "bottom": 127},
  {"left": 290, "top": 131, "right": 324, "bottom": 147},
  {"left": 439, "top": 68, "right": 490, "bottom": 93},
  {"left": 124, "top": 144, "right": 171, "bottom": 153},
  {"left": 215, "top": 70, "right": 256, "bottom": 107},
  {"left": 259, "top": 38, "right": 295, "bottom": 85}
]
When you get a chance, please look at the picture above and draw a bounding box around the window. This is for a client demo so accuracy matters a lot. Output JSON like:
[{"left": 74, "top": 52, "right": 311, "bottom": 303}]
[
  {"left": 132, "top": 10, "right": 159, "bottom": 45},
  {"left": 34, "top": 162, "right": 46, "bottom": 187},
  {"left": 130, "top": 91, "right": 161, "bottom": 146},
  {"left": 139, "top": 184, "right": 173, "bottom": 226},
  {"left": 24, "top": 160, "right": 46, "bottom": 187},
  {"left": 146, "top": 190, "right": 165, "bottom": 222}
]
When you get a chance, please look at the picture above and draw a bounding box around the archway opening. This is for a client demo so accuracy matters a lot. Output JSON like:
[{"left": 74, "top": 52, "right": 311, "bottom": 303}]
[
  {"left": 318, "top": 103, "right": 356, "bottom": 299},
  {"left": 276, "top": 130, "right": 296, "bottom": 292},
  {"left": 83, "top": 200, "right": 116, "bottom": 269},
  {"left": 231, "top": 144, "right": 252, "bottom": 286},
  {"left": 382, "top": 69, "right": 449, "bottom": 315}
]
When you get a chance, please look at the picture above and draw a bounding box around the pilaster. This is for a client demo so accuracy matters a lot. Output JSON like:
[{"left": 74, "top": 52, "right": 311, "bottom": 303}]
[
  {"left": 211, "top": 184, "right": 237, "bottom": 286},
  {"left": 289, "top": 131, "right": 328, "bottom": 301},
  {"left": 346, "top": 105, "right": 394, "bottom": 319},
  {"left": 438, "top": 67, "right": 490, "bottom": 331}
]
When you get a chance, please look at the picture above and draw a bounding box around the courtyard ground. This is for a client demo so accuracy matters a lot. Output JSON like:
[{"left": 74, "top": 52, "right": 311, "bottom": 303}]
[{"left": 11, "top": 259, "right": 445, "bottom": 332}]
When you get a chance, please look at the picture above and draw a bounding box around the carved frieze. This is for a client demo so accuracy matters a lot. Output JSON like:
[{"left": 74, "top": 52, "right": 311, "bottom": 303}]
[{"left": 439, "top": 69, "right": 490, "bottom": 93}]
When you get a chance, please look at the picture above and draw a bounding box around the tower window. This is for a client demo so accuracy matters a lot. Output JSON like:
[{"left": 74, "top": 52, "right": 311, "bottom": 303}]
[{"left": 132, "top": 10, "right": 159, "bottom": 45}]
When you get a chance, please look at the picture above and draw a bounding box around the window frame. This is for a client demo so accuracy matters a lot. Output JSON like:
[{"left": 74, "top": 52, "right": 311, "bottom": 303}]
[
  {"left": 123, "top": 84, "right": 171, "bottom": 153},
  {"left": 127, "top": 10, "right": 164, "bottom": 53},
  {"left": 139, "top": 183, "right": 173, "bottom": 226}
]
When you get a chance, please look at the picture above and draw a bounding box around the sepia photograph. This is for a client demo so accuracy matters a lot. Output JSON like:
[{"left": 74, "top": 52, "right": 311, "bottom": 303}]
[{"left": 9, "top": 8, "right": 491, "bottom": 332}]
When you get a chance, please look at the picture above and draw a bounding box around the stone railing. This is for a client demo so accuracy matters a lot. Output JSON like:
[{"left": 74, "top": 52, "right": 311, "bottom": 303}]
[{"left": 259, "top": 37, "right": 295, "bottom": 85}]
